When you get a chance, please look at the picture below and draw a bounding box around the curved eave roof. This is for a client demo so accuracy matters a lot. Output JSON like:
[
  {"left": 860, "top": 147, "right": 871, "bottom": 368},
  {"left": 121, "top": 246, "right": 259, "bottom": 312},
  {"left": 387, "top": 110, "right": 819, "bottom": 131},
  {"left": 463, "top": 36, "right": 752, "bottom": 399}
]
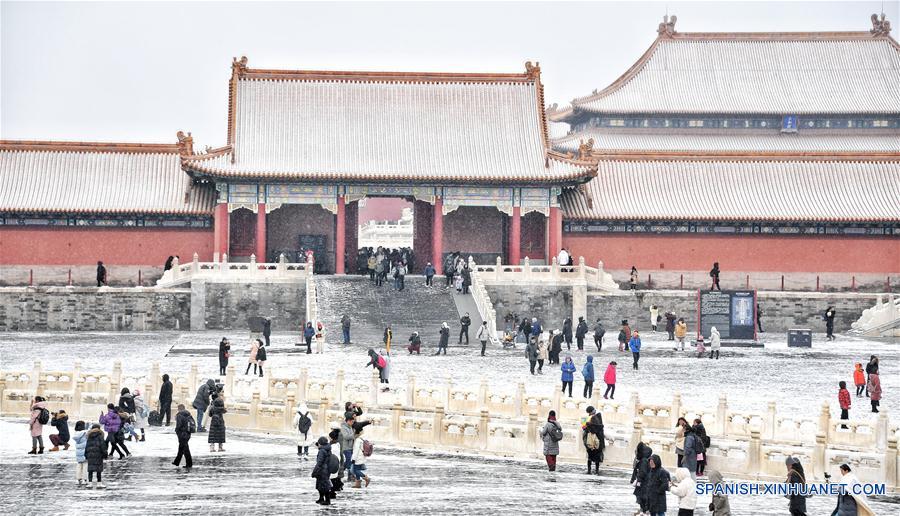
[
  {"left": 561, "top": 156, "right": 900, "bottom": 223},
  {"left": 568, "top": 31, "right": 900, "bottom": 115}
]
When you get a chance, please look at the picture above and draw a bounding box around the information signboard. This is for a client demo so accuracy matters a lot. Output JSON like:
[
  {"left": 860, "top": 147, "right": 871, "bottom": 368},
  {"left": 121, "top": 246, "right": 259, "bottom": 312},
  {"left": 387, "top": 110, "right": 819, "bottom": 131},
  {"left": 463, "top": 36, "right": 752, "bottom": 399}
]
[{"left": 697, "top": 290, "right": 757, "bottom": 340}]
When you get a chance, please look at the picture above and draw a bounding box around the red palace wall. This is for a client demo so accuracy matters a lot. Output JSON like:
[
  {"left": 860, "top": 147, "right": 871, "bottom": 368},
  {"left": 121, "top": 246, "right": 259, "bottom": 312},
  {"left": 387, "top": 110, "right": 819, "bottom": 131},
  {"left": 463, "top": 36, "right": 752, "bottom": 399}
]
[
  {"left": 563, "top": 233, "right": 900, "bottom": 273},
  {"left": 0, "top": 226, "right": 214, "bottom": 266}
]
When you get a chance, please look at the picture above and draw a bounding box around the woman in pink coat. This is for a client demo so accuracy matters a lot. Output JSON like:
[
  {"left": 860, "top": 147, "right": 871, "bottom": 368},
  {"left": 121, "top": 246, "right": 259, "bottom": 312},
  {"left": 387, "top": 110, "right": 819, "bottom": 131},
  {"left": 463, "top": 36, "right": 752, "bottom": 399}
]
[
  {"left": 245, "top": 339, "right": 260, "bottom": 375},
  {"left": 29, "top": 396, "right": 47, "bottom": 454},
  {"left": 603, "top": 361, "right": 617, "bottom": 399},
  {"left": 868, "top": 373, "right": 882, "bottom": 413}
]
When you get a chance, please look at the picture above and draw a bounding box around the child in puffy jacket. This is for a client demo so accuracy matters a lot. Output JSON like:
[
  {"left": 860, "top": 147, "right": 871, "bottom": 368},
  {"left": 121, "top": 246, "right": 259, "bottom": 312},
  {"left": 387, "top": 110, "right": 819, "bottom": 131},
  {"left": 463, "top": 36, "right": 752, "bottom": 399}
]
[
  {"left": 696, "top": 335, "right": 706, "bottom": 358},
  {"left": 854, "top": 363, "right": 866, "bottom": 397},
  {"left": 603, "top": 361, "right": 617, "bottom": 399},
  {"left": 72, "top": 421, "right": 88, "bottom": 486}
]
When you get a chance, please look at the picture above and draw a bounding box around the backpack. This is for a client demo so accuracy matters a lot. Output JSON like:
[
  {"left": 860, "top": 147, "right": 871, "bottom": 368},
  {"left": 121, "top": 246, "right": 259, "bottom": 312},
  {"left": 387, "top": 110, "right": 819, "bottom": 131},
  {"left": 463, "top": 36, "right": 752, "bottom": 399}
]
[
  {"left": 37, "top": 407, "right": 50, "bottom": 425},
  {"left": 377, "top": 356, "right": 386, "bottom": 369},
  {"left": 297, "top": 412, "right": 312, "bottom": 434},
  {"left": 362, "top": 439, "right": 374, "bottom": 457},
  {"left": 187, "top": 415, "right": 197, "bottom": 434},
  {"left": 702, "top": 434, "right": 711, "bottom": 449},
  {"left": 148, "top": 410, "right": 162, "bottom": 427},
  {"left": 550, "top": 423, "right": 563, "bottom": 442},
  {"left": 328, "top": 453, "right": 339, "bottom": 474},
  {"left": 585, "top": 431, "right": 600, "bottom": 450},
  {"left": 139, "top": 402, "right": 150, "bottom": 419}
]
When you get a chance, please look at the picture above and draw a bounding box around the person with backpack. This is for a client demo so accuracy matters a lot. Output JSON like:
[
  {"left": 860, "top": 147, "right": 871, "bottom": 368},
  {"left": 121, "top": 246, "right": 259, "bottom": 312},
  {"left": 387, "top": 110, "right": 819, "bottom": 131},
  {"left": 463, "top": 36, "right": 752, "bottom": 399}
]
[
  {"left": 173, "top": 404, "right": 195, "bottom": 468},
  {"left": 72, "top": 420, "right": 88, "bottom": 486},
  {"left": 207, "top": 395, "right": 227, "bottom": 452},
  {"left": 294, "top": 404, "right": 314, "bottom": 457},
  {"left": 593, "top": 319, "right": 605, "bottom": 352},
  {"left": 84, "top": 423, "right": 107, "bottom": 489},
  {"left": 575, "top": 316, "right": 588, "bottom": 351},
  {"left": 159, "top": 373, "right": 174, "bottom": 426},
  {"left": 366, "top": 348, "right": 385, "bottom": 382},
  {"left": 561, "top": 355, "right": 576, "bottom": 398},
  {"left": 350, "top": 426, "right": 371, "bottom": 488},
  {"left": 313, "top": 436, "right": 334, "bottom": 505},
  {"left": 132, "top": 389, "right": 149, "bottom": 442},
  {"left": 99, "top": 403, "right": 127, "bottom": 459},
  {"left": 583, "top": 406, "right": 605, "bottom": 474},
  {"left": 48, "top": 409, "right": 70, "bottom": 451},
  {"left": 539, "top": 410, "right": 563, "bottom": 471},
  {"left": 581, "top": 355, "right": 595, "bottom": 398},
  {"left": 476, "top": 321, "right": 489, "bottom": 357},
  {"left": 28, "top": 396, "right": 48, "bottom": 454},
  {"left": 603, "top": 361, "right": 617, "bottom": 399}
]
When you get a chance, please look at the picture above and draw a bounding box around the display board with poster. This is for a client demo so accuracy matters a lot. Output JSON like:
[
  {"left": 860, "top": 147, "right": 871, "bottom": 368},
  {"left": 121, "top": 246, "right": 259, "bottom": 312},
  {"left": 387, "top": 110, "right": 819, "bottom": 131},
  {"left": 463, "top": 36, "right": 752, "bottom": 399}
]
[{"left": 697, "top": 290, "right": 757, "bottom": 341}]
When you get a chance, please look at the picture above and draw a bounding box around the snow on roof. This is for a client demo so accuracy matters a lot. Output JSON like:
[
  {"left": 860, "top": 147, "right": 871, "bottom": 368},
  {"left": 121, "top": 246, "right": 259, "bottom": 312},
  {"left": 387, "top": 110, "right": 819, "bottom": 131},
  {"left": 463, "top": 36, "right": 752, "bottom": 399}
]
[
  {"left": 562, "top": 156, "right": 900, "bottom": 222},
  {"left": 0, "top": 141, "right": 215, "bottom": 214}
]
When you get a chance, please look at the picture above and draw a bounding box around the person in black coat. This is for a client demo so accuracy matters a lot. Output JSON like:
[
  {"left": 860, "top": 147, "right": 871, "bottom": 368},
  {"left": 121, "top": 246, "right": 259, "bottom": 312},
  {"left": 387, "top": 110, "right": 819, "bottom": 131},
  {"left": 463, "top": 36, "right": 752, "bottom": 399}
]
[
  {"left": 84, "top": 424, "right": 107, "bottom": 487},
  {"left": 630, "top": 442, "right": 653, "bottom": 514},
  {"left": 461, "top": 265, "right": 471, "bottom": 294},
  {"left": 49, "top": 410, "right": 70, "bottom": 451},
  {"left": 96, "top": 261, "right": 107, "bottom": 287},
  {"left": 263, "top": 318, "right": 272, "bottom": 347},
  {"left": 550, "top": 331, "right": 564, "bottom": 365},
  {"left": 562, "top": 317, "right": 573, "bottom": 350},
  {"left": 159, "top": 374, "right": 173, "bottom": 426},
  {"left": 643, "top": 454, "right": 671, "bottom": 515},
  {"left": 575, "top": 317, "right": 588, "bottom": 351},
  {"left": 824, "top": 306, "right": 836, "bottom": 341},
  {"left": 218, "top": 338, "right": 230, "bottom": 376},
  {"left": 435, "top": 323, "right": 450, "bottom": 355},
  {"left": 192, "top": 379, "right": 216, "bottom": 432},
  {"left": 173, "top": 404, "right": 194, "bottom": 468},
  {"left": 582, "top": 406, "right": 605, "bottom": 474},
  {"left": 459, "top": 313, "right": 471, "bottom": 344},
  {"left": 785, "top": 456, "right": 807, "bottom": 515},
  {"left": 709, "top": 262, "right": 721, "bottom": 291},
  {"left": 207, "top": 396, "right": 227, "bottom": 452},
  {"left": 118, "top": 388, "right": 135, "bottom": 415},
  {"left": 313, "top": 437, "right": 333, "bottom": 505},
  {"left": 255, "top": 340, "right": 267, "bottom": 377}
]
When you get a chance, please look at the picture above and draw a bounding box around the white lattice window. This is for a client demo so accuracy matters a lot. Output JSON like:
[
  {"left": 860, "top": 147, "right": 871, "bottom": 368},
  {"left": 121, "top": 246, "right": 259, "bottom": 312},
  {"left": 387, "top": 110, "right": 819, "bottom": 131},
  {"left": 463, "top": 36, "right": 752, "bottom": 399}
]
[
  {"left": 688, "top": 120, "right": 704, "bottom": 127},
  {"left": 873, "top": 120, "right": 888, "bottom": 127}
]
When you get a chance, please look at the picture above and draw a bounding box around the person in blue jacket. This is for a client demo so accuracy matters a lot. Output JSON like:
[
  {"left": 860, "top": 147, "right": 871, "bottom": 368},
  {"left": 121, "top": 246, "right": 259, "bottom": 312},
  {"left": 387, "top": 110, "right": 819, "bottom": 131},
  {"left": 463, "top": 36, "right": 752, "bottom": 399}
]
[
  {"left": 561, "top": 355, "right": 576, "bottom": 397},
  {"left": 304, "top": 322, "right": 316, "bottom": 355},
  {"left": 424, "top": 262, "right": 436, "bottom": 287},
  {"left": 629, "top": 330, "right": 642, "bottom": 370},
  {"left": 582, "top": 355, "right": 595, "bottom": 398},
  {"left": 530, "top": 317, "right": 542, "bottom": 344}
]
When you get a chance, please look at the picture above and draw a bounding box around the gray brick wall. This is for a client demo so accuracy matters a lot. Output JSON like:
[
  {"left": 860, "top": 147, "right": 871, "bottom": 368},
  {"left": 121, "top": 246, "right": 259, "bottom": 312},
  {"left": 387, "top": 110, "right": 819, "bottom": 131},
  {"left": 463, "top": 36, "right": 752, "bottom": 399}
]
[
  {"left": 0, "top": 287, "right": 190, "bottom": 331},
  {"left": 485, "top": 284, "right": 573, "bottom": 330},
  {"left": 192, "top": 280, "right": 306, "bottom": 331}
]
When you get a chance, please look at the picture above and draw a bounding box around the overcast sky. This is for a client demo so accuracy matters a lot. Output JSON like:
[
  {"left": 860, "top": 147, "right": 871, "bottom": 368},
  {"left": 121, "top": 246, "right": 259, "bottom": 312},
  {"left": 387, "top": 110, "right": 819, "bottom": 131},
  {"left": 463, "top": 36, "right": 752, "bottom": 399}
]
[{"left": 2, "top": 1, "right": 896, "bottom": 148}]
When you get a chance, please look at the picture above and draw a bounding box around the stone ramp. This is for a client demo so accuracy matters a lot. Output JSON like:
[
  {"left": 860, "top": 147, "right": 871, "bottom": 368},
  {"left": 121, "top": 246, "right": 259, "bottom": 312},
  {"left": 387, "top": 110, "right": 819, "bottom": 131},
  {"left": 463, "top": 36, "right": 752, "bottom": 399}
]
[
  {"left": 313, "top": 275, "right": 462, "bottom": 349},
  {"left": 452, "top": 291, "right": 485, "bottom": 342}
]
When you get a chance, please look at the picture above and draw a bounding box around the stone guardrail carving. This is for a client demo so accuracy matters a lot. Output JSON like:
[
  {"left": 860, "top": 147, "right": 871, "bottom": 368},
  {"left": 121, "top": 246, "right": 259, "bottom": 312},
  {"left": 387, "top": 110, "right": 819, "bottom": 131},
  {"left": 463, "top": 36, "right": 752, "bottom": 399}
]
[
  {"left": 155, "top": 253, "right": 312, "bottom": 288},
  {"left": 471, "top": 256, "right": 619, "bottom": 292},
  {"left": 2, "top": 361, "right": 897, "bottom": 490},
  {"left": 851, "top": 294, "right": 900, "bottom": 337}
]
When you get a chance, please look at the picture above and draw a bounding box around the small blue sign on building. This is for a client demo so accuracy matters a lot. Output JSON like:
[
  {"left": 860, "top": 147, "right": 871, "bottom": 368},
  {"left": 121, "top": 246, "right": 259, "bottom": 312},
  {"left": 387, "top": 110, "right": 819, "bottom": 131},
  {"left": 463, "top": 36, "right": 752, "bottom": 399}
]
[{"left": 782, "top": 115, "right": 798, "bottom": 133}]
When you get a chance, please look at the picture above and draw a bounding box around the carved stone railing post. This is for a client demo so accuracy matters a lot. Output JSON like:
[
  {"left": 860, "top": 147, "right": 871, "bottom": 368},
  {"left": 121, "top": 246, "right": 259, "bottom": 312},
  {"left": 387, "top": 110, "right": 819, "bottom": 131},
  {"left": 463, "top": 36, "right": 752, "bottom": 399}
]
[
  {"left": 72, "top": 361, "right": 82, "bottom": 392},
  {"left": 479, "top": 409, "right": 489, "bottom": 450},
  {"left": 578, "top": 256, "right": 586, "bottom": 279},
  {"left": 73, "top": 377, "right": 84, "bottom": 415},
  {"left": 445, "top": 375, "right": 453, "bottom": 410},
  {"left": 285, "top": 393, "right": 296, "bottom": 431},
  {"left": 527, "top": 409, "right": 539, "bottom": 454},
  {"left": 370, "top": 369, "right": 379, "bottom": 406},
  {"left": 515, "top": 382, "right": 525, "bottom": 417},
  {"left": 876, "top": 410, "right": 890, "bottom": 450},
  {"left": 335, "top": 369, "right": 345, "bottom": 404},
  {"left": 552, "top": 387, "right": 562, "bottom": 415},
  {"left": 180, "top": 385, "right": 189, "bottom": 407},
  {"left": 188, "top": 364, "right": 198, "bottom": 394},
  {"left": 277, "top": 253, "right": 286, "bottom": 275},
  {"left": 392, "top": 403, "right": 402, "bottom": 441},
  {"left": 249, "top": 390, "right": 260, "bottom": 429},
  {"left": 495, "top": 256, "right": 502, "bottom": 281},
  {"left": 225, "top": 364, "right": 235, "bottom": 398},
  {"left": 31, "top": 360, "right": 42, "bottom": 393},
  {"left": 818, "top": 401, "right": 831, "bottom": 444},
  {"left": 629, "top": 418, "right": 643, "bottom": 456},
  {"left": 746, "top": 429, "right": 762, "bottom": 479},
  {"left": 172, "top": 256, "right": 181, "bottom": 281},
  {"left": 0, "top": 377, "right": 6, "bottom": 415},
  {"left": 523, "top": 257, "right": 531, "bottom": 279},
  {"left": 433, "top": 403, "right": 445, "bottom": 445},
  {"left": 885, "top": 437, "right": 898, "bottom": 489},
  {"left": 717, "top": 394, "right": 728, "bottom": 435},
  {"left": 110, "top": 361, "right": 122, "bottom": 402},
  {"left": 671, "top": 392, "right": 682, "bottom": 427},
  {"left": 813, "top": 431, "right": 827, "bottom": 480},
  {"left": 297, "top": 368, "right": 308, "bottom": 401},
  {"left": 192, "top": 253, "right": 200, "bottom": 274},
  {"left": 406, "top": 375, "right": 416, "bottom": 407},
  {"left": 551, "top": 257, "right": 560, "bottom": 279},
  {"left": 766, "top": 401, "right": 777, "bottom": 440},
  {"left": 479, "top": 377, "right": 489, "bottom": 411},
  {"left": 629, "top": 391, "right": 641, "bottom": 421},
  {"left": 318, "top": 397, "right": 330, "bottom": 434}
]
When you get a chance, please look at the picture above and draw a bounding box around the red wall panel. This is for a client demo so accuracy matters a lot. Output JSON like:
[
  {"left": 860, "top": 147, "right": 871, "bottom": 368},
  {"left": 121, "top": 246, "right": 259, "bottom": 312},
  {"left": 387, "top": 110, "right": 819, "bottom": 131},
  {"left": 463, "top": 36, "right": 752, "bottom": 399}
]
[
  {"left": 563, "top": 233, "right": 900, "bottom": 273},
  {"left": 0, "top": 227, "right": 215, "bottom": 266}
]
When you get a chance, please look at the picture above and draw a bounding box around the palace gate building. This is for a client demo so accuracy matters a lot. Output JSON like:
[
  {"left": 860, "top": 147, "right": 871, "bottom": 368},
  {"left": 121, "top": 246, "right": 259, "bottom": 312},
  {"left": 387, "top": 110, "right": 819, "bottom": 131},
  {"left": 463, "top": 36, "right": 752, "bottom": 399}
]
[{"left": 547, "top": 15, "right": 900, "bottom": 285}]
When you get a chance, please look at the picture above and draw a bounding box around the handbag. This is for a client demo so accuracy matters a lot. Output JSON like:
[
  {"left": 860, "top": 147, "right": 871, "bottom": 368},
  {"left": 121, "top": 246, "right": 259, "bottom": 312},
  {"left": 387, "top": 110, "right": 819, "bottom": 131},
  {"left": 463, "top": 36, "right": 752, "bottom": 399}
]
[{"left": 697, "top": 452, "right": 705, "bottom": 461}]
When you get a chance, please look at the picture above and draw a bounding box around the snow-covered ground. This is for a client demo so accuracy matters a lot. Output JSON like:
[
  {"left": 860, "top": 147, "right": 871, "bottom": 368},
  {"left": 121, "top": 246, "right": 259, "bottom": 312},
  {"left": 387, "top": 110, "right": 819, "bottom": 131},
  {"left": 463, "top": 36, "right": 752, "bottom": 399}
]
[
  {"left": 0, "top": 330, "right": 895, "bottom": 421},
  {"left": 1, "top": 418, "right": 897, "bottom": 515}
]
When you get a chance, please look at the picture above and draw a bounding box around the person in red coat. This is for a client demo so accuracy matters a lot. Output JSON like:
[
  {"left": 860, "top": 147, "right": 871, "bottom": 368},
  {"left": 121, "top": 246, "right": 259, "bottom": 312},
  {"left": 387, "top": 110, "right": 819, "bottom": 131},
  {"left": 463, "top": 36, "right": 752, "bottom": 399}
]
[{"left": 838, "top": 381, "right": 851, "bottom": 429}]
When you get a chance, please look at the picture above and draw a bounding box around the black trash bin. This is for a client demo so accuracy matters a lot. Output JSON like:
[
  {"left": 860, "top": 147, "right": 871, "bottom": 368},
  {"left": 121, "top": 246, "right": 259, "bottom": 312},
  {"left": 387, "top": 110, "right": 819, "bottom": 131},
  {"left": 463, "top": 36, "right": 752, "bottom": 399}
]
[{"left": 787, "top": 329, "right": 812, "bottom": 347}]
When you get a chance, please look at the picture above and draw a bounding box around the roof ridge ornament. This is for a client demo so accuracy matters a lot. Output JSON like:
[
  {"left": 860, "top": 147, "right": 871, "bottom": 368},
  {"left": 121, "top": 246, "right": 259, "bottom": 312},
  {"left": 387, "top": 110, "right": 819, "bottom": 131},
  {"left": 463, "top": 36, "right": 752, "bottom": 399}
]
[
  {"left": 232, "top": 56, "right": 249, "bottom": 76},
  {"left": 525, "top": 61, "right": 541, "bottom": 80},
  {"left": 870, "top": 13, "right": 892, "bottom": 37},
  {"left": 176, "top": 131, "right": 194, "bottom": 155},
  {"left": 658, "top": 14, "right": 677, "bottom": 38},
  {"left": 578, "top": 138, "right": 595, "bottom": 160}
]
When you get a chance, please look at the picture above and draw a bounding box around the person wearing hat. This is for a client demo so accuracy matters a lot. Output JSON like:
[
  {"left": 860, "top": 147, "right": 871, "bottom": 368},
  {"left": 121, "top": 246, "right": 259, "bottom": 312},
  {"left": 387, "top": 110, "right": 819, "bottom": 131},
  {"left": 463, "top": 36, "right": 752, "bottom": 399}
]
[
  {"left": 312, "top": 436, "right": 333, "bottom": 505},
  {"left": 629, "top": 330, "right": 642, "bottom": 370},
  {"left": 603, "top": 361, "right": 617, "bottom": 399},
  {"left": 293, "top": 403, "right": 313, "bottom": 457},
  {"left": 48, "top": 409, "right": 70, "bottom": 452},
  {"left": 424, "top": 261, "right": 435, "bottom": 287},
  {"left": 84, "top": 423, "right": 107, "bottom": 489},
  {"left": 583, "top": 406, "right": 605, "bottom": 474},
  {"left": 550, "top": 329, "right": 564, "bottom": 365},
  {"left": 539, "top": 410, "right": 563, "bottom": 471}
]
